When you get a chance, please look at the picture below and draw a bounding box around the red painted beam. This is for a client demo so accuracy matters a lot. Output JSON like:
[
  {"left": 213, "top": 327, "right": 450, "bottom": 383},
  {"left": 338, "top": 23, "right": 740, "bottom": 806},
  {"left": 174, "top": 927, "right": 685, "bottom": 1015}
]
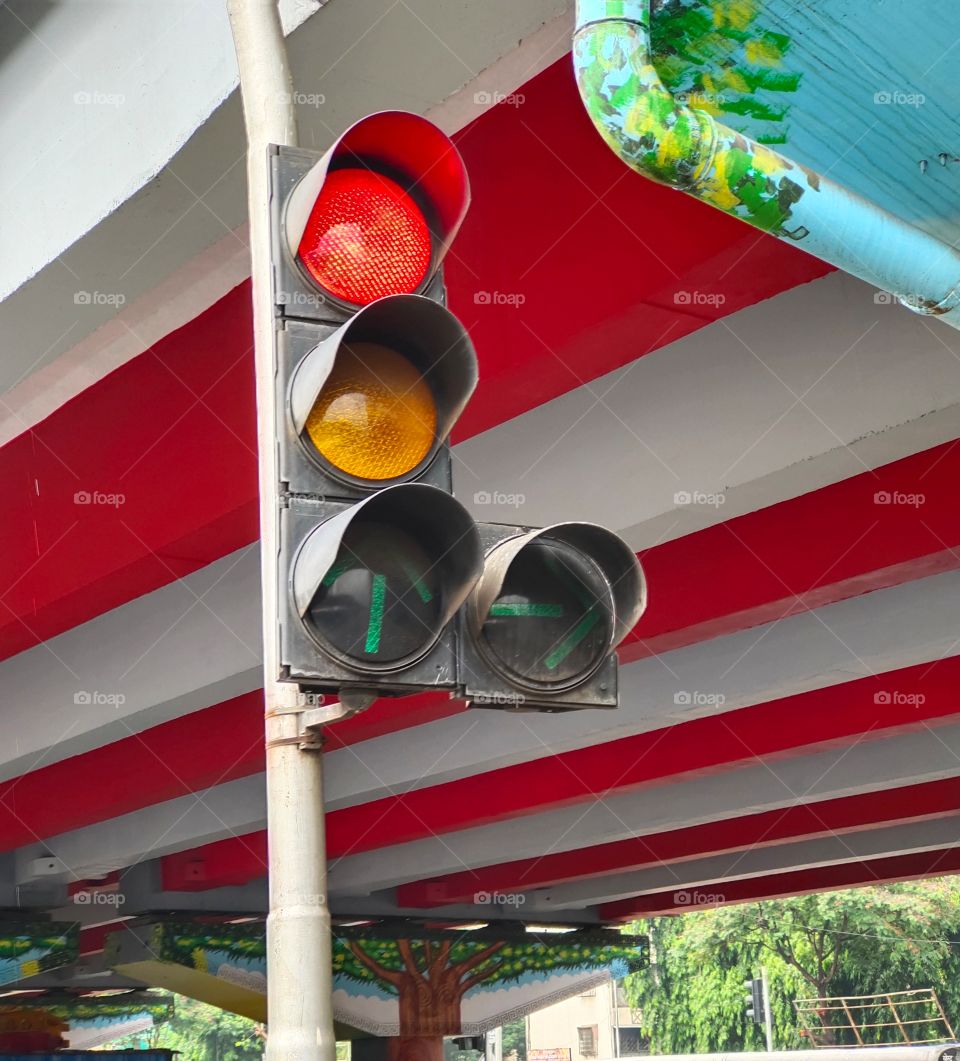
[
  {"left": 600, "top": 846, "right": 960, "bottom": 921},
  {"left": 79, "top": 919, "right": 130, "bottom": 956},
  {"left": 0, "top": 690, "right": 456, "bottom": 853},
  {"left": 397, "top": 776, "right": 960, "bottom": 908},
  {"left": 4, "top": 433, "right": 958, "bottom": 855},
  {"left": 624, "top": 437, "right": 960, "bottom": 662},
  {"left": 161, "top": 655, "right": 960, "bottom": 891},
  {"left": 0, "top": 60, "right": 829, "bottom": 663}
]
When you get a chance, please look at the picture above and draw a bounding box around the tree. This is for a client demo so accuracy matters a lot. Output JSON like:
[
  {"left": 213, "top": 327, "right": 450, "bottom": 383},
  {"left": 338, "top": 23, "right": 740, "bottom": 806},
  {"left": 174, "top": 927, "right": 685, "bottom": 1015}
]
[
  {"left": 109, "top": 994, "right": 264, "bottom": 1060},
  {"left": 624, "top": 880, "right": 960, "bottom": 1054},
  {"left": 501, "top": 1017, "right": 526, "bottom": 1061},
  {"left": 336, "top": 937, "right": 644, "bottom": 1037}
]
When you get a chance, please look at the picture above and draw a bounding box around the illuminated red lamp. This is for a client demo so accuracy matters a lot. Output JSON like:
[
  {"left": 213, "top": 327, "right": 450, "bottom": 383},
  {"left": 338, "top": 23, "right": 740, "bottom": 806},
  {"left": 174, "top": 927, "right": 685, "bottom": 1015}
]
[{"left": 285, "top": 111, "right": 469, "bottom": 308}]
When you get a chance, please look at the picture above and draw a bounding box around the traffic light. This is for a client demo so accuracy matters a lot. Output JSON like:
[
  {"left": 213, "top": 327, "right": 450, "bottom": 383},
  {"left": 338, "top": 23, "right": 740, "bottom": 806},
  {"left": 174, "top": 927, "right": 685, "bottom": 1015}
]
[
  {"left": 271, "top": 112, "right": 481, "bottom": 702},
  {"left": 268, "top": 110, "right": 646, "bottom": 710},
  {"left": 459, "top": 523, "right": 646, "bottom": 711},
  {"left": 745, "top": 977, "right": 765, "bottom": 1023},
  {"left": 273, "top": 109, "right": 468, "bottom": 324}
]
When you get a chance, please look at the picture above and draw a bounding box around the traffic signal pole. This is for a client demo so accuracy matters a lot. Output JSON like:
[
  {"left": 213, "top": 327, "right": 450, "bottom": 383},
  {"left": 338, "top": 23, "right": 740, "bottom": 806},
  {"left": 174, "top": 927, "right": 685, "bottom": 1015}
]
[{"left": 225, "top": 3, "right": 337, "bottom": 1058}]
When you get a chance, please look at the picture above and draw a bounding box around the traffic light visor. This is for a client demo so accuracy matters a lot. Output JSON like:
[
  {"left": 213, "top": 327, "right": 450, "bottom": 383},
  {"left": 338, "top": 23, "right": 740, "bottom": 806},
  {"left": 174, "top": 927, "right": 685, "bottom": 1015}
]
[
  {"left": 285, "top": 111, "right": 469, "bottom": 307},
  {"left": 291, "top": 484, "right": 483, "bottom": 671},
  {"left": 289, "top": 295, "right": 478, "bottom": 487},
  {"left": 470, "top": 523, "right": 646, "bottom": 691}
]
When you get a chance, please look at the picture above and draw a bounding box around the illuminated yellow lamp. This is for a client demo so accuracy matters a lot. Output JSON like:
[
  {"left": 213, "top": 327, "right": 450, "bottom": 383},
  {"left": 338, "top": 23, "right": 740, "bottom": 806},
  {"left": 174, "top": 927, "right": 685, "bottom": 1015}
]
[{"left": 305, "top": 342, "right": 437, "bottom": 480}]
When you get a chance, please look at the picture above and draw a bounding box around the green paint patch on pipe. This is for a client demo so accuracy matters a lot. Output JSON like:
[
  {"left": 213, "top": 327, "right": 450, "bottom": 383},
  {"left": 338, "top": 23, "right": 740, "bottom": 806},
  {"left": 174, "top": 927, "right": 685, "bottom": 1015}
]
[{"left": 364, "top": 574, "right": 387, "bottom": 654}]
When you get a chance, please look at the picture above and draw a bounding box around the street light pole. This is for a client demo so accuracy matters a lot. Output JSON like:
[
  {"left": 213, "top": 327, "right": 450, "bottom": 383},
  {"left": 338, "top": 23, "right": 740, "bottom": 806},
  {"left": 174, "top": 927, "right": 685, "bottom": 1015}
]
[{"left": 225, "top": 3, "right": 336, "bottom": 1058}]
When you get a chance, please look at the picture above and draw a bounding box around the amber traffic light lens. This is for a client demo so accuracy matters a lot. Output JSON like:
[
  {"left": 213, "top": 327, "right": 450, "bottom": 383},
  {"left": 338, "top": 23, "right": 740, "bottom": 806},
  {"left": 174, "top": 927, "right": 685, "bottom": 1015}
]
[
  {"left": 297, "top": 168, "right": 433, "bottom": 305},
  {"left": 304, "top": 342, "right": 437, "bottom": 481}
]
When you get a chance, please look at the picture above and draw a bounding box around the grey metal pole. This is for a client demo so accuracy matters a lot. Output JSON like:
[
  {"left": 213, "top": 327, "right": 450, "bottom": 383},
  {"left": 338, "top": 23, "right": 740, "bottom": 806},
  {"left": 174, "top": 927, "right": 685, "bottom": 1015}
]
[
  {"left": 224, "top": 3, "right": 336, "bottom": 1058},
  {"left": 761, "top": 966, "right": 774, "bottom": 1053}
]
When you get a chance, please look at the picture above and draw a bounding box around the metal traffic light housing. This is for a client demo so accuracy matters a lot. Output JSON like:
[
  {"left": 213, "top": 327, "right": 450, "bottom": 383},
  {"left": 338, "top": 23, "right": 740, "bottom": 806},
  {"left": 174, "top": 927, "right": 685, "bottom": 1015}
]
[
  {"left": 458, "top": 522, "right": 646, "bottom": 711},
  {"left": 271, "top": 111, "right": 469, "bottom": 324},
  {"left": 280, "top": 484, "right": 482, "bottom": 695},
  {"left": 279, "top": 295, "right": 478, "bottom": 500}
]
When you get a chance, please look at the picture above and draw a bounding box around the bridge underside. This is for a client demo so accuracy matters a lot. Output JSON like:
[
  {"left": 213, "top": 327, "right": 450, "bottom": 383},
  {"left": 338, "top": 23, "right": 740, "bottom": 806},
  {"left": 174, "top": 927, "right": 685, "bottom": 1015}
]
[{"left": 1, "top": 0, "right": 960, "bottom": 1025}]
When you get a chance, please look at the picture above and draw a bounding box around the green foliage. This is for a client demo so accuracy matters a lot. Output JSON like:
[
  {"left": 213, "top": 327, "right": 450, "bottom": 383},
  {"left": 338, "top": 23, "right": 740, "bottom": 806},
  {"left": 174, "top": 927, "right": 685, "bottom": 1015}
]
[
  {"left": 108, "top": 994, "right": 263, "bottom": 1060},
  {"left": 502, "top": 1017, "right": 527, "bottom": 1061},
  {"left": 624, "top": 880, "right": 960, "bottom": 1053},
  {"left": 335, "top": 937, "right": 646, "bottom": 993}
]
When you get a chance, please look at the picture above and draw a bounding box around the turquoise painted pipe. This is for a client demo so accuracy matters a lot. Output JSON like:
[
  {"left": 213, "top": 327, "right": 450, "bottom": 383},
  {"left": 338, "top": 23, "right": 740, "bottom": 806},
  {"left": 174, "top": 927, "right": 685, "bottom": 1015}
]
[{"left": 573, "top": 0, "right": 960, "bottom": 327}]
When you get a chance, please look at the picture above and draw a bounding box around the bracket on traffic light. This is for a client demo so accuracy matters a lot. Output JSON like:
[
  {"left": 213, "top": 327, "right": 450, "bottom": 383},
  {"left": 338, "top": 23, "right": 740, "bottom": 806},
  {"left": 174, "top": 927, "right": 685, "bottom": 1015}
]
[{"left": 458, "top": 522, "right": 646, "bottom": 711}]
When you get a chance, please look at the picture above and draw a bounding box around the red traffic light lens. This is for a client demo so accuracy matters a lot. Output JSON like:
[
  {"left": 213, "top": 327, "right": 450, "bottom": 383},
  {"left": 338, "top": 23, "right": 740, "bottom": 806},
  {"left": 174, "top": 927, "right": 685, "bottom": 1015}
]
[{"left": 297, "top": 168, "right": 432, "bottom": 305}]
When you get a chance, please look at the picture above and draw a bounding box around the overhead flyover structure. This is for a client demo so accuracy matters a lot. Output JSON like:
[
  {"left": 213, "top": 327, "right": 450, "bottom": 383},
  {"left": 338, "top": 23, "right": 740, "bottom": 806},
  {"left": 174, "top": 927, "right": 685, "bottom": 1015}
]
[{"left": 1, "top": 0, "right": 960, "bottom": 1035}]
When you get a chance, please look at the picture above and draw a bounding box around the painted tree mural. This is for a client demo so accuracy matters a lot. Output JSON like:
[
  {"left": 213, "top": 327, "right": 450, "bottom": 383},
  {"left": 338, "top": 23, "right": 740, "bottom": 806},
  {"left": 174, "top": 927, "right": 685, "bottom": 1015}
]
[
  {"left": 335, "top": 935, "right": 648, "bottom": 1037},
  {"left": 145, "top": 920, "right": 647, "bottom": 1038}
]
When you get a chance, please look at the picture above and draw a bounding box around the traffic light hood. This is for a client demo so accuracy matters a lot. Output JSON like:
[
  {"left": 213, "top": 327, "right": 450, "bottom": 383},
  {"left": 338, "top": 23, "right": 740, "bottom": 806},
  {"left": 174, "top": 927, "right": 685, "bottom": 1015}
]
[
  {"left": 291, "top": 483, "right": 483, "bottom": 648},
  {"left": 283, "top": 110, "right": 470, "bottom": 299},
  {"left": 472, "top": 523, "right": 647, "bottom": 651},
  {"left": 288, "top": 294, "right": 479, "bottom": 484}
]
